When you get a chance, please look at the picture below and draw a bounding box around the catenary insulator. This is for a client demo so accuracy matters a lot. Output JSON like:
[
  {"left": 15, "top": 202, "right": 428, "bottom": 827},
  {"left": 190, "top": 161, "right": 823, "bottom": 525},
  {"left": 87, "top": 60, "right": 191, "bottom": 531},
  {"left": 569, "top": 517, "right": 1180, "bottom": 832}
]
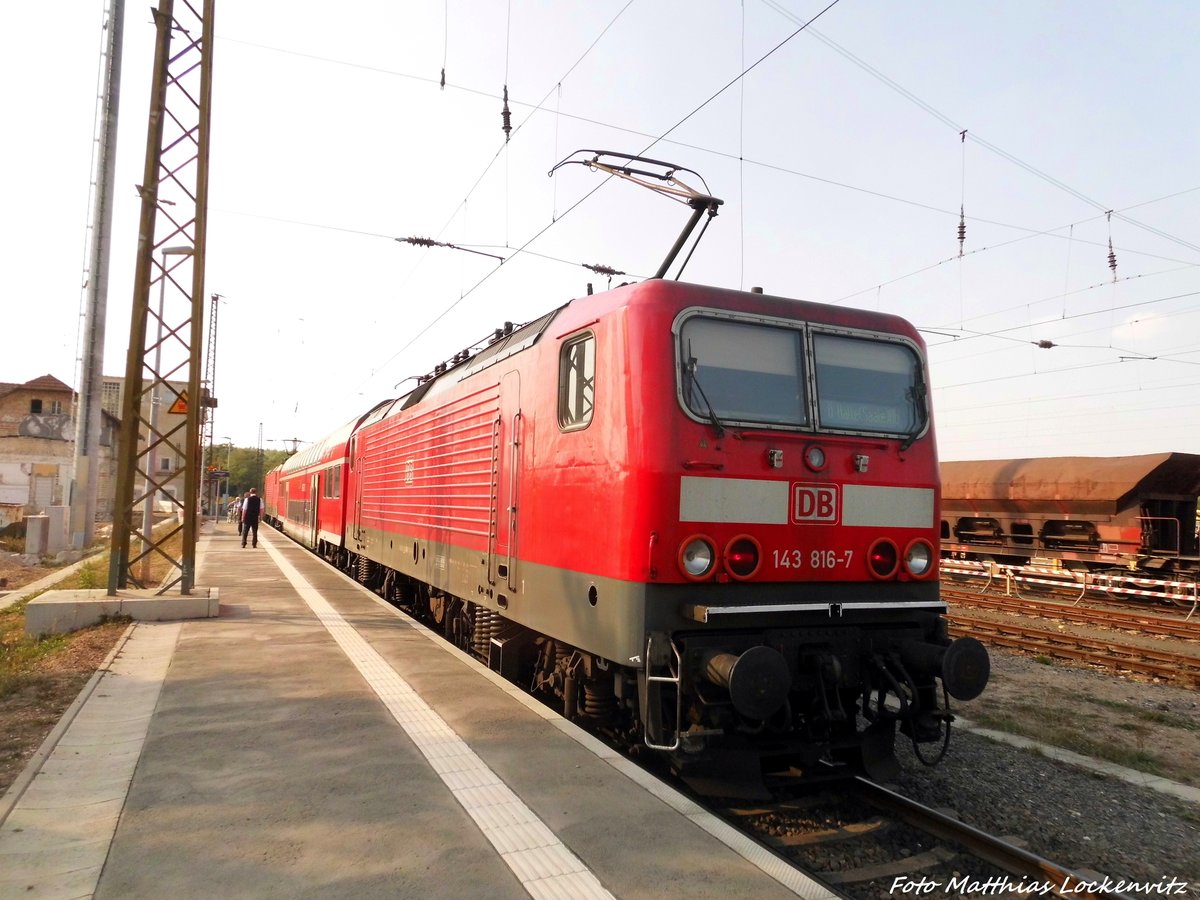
[{"left": 501, "top": 85, "right": 512, "bottom": 142}]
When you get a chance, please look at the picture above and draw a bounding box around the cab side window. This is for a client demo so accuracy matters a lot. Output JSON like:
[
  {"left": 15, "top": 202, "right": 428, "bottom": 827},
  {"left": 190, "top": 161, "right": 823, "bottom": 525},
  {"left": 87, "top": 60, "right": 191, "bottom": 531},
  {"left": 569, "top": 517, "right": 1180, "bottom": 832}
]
[{"left": 558, "top": 332, "right": 595, "bottom": 431}]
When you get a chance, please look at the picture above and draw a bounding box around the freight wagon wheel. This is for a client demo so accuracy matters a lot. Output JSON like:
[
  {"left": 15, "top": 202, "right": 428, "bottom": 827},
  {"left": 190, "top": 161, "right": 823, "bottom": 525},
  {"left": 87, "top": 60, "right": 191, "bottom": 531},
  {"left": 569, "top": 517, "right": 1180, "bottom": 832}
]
[
  {"left": 1012, "top": 569, "right": 1084, "bottom": 603},
  {"left": 1011, "top": 572, "right": 1051, "bottom": 601},
  {"left": 1099, "top": 569, "right": 1142, "bottom": 603},
  {"left": 1108, "top": 576, "right": 1136, "bottom": 603},
  {"left": 943, "top": 556, "right": 986, "bottom": 585},
  {"left": 1122, "top": 575, "right": 1175, "bottom": 606},
  {"left": 1101, "top": 570, "right": 1178, "bottom": 605}
]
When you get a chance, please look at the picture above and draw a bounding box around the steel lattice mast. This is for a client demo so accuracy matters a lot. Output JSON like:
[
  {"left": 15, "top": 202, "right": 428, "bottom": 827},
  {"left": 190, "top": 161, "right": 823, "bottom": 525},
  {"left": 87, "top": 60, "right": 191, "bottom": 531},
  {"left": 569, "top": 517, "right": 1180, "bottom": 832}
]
[{"left": 108, "top": 0, "right": 215, "bottom": 595}]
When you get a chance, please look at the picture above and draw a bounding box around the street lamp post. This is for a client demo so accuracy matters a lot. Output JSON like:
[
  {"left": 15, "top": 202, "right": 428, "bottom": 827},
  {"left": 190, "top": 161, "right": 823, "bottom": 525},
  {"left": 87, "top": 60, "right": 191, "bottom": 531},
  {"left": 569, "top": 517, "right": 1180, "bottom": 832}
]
[
  {"left": 138, "top": 245, "right": 193, "bottom": 584},
  {"left": 219, "top": 435, "right": 232, "bottom": 517}
]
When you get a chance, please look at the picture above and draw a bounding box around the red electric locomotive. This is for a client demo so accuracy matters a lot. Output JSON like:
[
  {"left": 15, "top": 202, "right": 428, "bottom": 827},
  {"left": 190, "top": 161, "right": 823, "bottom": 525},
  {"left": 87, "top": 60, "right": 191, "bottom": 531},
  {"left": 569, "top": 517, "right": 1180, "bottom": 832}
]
[{"left": 267, "top": 275, "right": 988, "bottom": 789}]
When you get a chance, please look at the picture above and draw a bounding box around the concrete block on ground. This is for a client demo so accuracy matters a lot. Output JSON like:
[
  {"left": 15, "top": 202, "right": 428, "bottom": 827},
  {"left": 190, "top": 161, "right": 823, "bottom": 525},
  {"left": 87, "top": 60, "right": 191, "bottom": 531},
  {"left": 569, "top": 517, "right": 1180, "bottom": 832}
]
[
  {"left": 46, "top": 506, "right": 70, "bottom": 554},
  {"left": 24, "top": 515, "right": 49, "bottom": 557},
  {"left": 24, "top": 588, "right": 221, "bottom": 637}
]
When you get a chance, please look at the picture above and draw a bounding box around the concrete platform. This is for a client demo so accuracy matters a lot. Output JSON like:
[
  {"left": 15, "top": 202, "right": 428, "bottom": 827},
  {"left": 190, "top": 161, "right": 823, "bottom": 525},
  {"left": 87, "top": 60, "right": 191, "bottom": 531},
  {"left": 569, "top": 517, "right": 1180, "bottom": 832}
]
[
  {"left": 24, "top": 587, "right": 220, "bottom": 637},
  {"left": 0, "top": 521, "right": 835, "bottom": 899}
]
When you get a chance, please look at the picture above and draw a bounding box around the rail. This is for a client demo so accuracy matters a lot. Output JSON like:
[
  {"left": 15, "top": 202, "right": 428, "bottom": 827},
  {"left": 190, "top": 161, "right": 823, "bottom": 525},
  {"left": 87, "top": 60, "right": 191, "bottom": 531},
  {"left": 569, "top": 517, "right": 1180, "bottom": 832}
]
[
  {"left": 941, "top": 588, "right": 1200, "bottom": 641},
  {"left": 945, "top": 612, "right": 1200, "bottom": 685},
  {"left": 852, "top": 778, "right": 1138, "bottom": 899}
]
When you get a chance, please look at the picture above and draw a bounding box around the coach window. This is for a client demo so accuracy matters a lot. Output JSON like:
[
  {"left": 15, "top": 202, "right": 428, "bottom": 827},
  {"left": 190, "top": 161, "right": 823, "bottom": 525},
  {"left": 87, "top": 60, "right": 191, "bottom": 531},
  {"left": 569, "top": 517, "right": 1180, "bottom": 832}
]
[
  {"left": 323, "top": 464, "right": 342, "bottom": 499},
  {"left": 558, "top": 331, "right": 595, "bottom": 431}
]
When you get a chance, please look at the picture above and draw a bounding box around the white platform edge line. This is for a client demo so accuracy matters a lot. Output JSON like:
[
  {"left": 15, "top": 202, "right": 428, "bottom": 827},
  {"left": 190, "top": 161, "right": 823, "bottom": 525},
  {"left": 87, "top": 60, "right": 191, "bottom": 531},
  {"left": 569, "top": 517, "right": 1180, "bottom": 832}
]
[{"left": 264, "top": 540, "right": 616, "bottom": 900}]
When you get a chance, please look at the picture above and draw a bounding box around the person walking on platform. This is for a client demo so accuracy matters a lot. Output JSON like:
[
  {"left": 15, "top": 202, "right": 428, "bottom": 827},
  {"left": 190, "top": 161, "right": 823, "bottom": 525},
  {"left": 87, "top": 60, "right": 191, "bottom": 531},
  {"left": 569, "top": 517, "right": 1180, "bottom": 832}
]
[
  {"left": 240, "top": 488, "right": 262, "bottom": 548},
  {"left": 233, "top": 493, "right": 247, "bottom": 539}
]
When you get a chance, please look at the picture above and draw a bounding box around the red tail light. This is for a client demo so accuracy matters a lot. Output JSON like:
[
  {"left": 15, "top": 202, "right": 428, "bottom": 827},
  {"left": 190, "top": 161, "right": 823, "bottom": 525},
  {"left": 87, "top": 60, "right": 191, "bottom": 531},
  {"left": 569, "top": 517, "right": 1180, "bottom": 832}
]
[
  {"left": 867, "top": 538, "right": 899, "bottom": 579},
  {"left": 724, "top": 535, "right": 761, "bottom": 580}
]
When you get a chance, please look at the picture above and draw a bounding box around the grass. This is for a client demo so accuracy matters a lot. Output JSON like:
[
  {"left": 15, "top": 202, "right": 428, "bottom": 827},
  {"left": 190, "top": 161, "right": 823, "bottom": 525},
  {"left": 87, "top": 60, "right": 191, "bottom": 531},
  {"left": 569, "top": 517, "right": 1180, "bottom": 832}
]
[
  {"left": 971, "top": 702, "right": 1169, "bottom": 777},
  {"left": 0, "top": 599, "right": 70, "bottom": 694},
  {"left": 1134, "top": 709, "right": 1200, "bottom": 731},
  {"left": 0, "top": 539, "right": 147, "bottom": 795},
  {"left": 1079, "top": 695, "right": 1200, "bottom": 732},
  {"left": 0, "top": 529, "right": 182, "bottom": 699},
  {"left": 75, "top": 561, "right": 101, "bottom": 590}
]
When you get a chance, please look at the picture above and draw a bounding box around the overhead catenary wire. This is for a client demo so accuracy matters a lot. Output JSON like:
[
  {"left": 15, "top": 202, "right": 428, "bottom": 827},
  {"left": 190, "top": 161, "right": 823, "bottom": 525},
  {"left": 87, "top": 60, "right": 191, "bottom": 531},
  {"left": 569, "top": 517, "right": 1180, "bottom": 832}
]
[
  {"left": 218, "top": 38, "right": 1200, "bottom": 279},
  {"left": 928, "top": 300, "right": 1200, "bottom": 368},
  {"left": 759, "top": 1, "right": 1200, "bottom": 259},
  {"left": 361, "top": 0, "right": 848, "bottom": 387},
  {"left": 214, "top": 21, "right": 1197, "bottom": 436},
  {"left": 923, "top": 288, "right": 1200, "bottom": 350},
  {"left": 937, "top": 376, "right": 1200, "bottom": 415}
]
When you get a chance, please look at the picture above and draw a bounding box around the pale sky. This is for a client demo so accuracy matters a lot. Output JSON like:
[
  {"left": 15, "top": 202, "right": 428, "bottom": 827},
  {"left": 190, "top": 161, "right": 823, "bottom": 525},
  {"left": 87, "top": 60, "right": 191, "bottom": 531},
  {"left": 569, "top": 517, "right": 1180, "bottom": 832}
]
[{"left": 3, "top": 1, "right": 1197, "bottom": 460}]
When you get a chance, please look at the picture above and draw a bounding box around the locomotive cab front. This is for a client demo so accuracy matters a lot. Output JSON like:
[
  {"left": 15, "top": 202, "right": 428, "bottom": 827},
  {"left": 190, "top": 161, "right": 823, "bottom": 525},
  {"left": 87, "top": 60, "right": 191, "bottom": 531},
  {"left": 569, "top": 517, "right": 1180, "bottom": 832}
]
[{"left": 616, "top": 284, "right": 989, "bottom": 784}]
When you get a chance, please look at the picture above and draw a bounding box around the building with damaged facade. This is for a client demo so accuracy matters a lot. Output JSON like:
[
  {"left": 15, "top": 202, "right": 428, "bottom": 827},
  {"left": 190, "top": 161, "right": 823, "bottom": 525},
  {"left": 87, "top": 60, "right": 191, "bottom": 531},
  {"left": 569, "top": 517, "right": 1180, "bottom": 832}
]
[
  {"left": 0, "top": 373, "right": 191, "bottom": 530},
  {"left": 0, "top": 375, "right": 118, "bottom": 529}
]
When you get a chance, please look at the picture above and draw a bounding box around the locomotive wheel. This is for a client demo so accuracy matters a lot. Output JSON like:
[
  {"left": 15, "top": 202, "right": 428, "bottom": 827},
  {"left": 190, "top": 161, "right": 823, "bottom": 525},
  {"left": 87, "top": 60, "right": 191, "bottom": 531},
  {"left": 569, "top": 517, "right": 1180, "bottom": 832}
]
[
  {"left": 860, "top": 721, "right": 900, "bottom": 782},
  {"left": 429, "top": 594, "right": 446, "bottom": 623}
]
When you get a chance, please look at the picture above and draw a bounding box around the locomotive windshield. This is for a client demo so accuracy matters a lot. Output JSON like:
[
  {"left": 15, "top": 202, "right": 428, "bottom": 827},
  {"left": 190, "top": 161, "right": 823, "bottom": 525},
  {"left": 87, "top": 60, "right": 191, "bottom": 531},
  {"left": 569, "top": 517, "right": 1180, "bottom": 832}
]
[
  {"left": 812, "top": 333, "right": 924, "bottom": 434},
  {"left": 681, "top": 318, "right": 808, "bottom": 426},
  {"left": 678, "top": 315, "right": 925, "bottom": 435}
]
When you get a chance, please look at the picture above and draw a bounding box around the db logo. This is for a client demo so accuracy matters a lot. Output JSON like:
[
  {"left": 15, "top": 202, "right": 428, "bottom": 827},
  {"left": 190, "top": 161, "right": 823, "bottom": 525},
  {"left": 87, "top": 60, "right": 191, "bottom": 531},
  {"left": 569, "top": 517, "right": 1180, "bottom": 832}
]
[{"left": 792, "top": 483, "right": 839, "bottom": 523}]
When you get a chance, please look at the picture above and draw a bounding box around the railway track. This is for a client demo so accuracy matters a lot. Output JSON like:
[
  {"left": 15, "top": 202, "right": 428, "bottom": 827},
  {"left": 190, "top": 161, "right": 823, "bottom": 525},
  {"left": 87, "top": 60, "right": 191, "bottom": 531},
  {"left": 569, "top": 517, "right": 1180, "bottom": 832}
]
[
  {"left": 942, "top": 587, "right": 1200, "bottom": 641},
  {"left": 945, "top": 610, "right": 1200, "bottom": 685},
  {"left": 942, "top": 561, "right": 1200, "bottom": 613},
  {"left": 717, "top": 776, "right": 1136, "bottom": 899}
]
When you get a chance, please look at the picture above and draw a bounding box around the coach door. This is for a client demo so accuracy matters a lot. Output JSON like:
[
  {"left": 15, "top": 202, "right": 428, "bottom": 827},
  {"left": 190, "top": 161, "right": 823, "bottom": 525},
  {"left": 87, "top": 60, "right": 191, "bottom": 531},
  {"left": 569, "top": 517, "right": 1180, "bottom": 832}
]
[
  {"left": 489, "top": 372, "right": 522, "bottom": 593},
  {"left": 351, "top": 435, "right": 365, "bottom": 543},
  {"left": 308, "top": 474, "right": 319, "bottom": 546}
]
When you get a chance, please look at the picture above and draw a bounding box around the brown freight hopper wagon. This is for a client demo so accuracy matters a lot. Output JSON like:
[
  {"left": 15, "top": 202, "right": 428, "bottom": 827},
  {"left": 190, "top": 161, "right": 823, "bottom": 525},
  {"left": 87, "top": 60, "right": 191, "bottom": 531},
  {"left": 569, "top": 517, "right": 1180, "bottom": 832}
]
[{"left": 940, "top": 453, "right": 1200, "bottom": 576}]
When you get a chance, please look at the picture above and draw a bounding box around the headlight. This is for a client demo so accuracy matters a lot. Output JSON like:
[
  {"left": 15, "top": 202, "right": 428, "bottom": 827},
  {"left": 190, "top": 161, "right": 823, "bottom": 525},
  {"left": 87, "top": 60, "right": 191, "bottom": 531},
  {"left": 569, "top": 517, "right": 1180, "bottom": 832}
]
[
  {"left": 679, "top": 536, "right": 716, "bottom": 580},
  {"left": 904, "top": 540, "right": 934, "bottom": 578},
  {"left": 804, "top": 445, "right": 827, "bottom": 472}
]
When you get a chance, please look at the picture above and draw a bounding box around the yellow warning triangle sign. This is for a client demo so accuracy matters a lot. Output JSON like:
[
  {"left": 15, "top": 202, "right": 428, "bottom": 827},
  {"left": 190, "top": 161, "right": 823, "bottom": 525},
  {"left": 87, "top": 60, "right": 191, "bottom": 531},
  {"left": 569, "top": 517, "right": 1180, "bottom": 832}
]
[{"left": 168, "top": 391, "right": 189, "bottom": 415}]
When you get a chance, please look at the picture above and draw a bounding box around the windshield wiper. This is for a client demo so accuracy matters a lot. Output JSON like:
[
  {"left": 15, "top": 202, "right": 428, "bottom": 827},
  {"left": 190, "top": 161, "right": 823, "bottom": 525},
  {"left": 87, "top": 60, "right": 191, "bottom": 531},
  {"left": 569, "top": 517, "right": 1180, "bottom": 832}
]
[
  {"left": 899, "top": 382, "right": 928, "bottom": 451},
  {"left": 686, "top": 351, "right": 727, "bottom": 439}
]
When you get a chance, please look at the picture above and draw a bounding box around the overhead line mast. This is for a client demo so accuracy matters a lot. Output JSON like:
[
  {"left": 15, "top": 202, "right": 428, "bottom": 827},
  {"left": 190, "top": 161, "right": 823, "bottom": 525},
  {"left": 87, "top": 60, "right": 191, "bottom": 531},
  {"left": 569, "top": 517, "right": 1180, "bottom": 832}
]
[
  {"left": 70, "top": 0, "right": 125, "bottom": 550},
  {"left": 200, "top": 292, "right": 222, "bottom": 516},
  {"left": 108, "top": 0, "right": 215, "bottom": 596}
]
